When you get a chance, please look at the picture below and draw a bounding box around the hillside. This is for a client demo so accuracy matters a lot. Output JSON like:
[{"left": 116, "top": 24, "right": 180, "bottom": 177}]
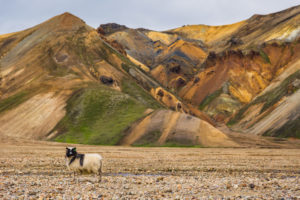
[
  {"left": 0, "top": 13, "right": 163, "bottom": 143},
  {"left": 1, "top": 5, "right": 300, "bottom": 147},
  {"left": 0, "top": 12, "right": 231, "bottom": 147},
  {"left": 99, "top": 5, "right": 300, "bottom": 139}
]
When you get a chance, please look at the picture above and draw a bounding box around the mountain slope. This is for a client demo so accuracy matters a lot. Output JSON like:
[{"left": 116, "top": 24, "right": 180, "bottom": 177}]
[
  {"left": 1, "top": 5, "right": 300, "bottom": 147},
  {"left": 0, "top": 13, "right": 223, "bottom": 146},
  {"left": 100, "top": 5, "right": 300, "bottom": 139},
  {"left": 229, "top": 62, "right": 300, "bottom": 138},
  {"left": 0, "top": 13, "right": 162, "bottom": 142}
]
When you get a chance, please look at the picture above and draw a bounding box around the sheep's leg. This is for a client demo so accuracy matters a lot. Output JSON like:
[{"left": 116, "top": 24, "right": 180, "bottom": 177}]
[{"left": 98, "top": 161, "right": 102, "bottom": 183}]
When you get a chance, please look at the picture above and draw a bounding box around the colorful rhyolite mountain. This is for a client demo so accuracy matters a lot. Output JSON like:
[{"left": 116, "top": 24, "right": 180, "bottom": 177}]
[
  {"left": 0, "top": 5, "right": 299, "bottom": 147},
  {"left": 101, "top": 5, "right": 300, "bottom": 139}
]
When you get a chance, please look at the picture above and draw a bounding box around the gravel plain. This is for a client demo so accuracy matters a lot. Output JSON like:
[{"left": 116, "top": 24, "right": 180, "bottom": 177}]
[{"left": 0, "top": 139, "right": 300, "bottom": 199}]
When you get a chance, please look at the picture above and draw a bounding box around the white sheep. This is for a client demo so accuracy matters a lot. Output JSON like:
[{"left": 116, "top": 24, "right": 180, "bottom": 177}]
[{"left": 65, "top": 147, "right": 103, "bottom": 182}]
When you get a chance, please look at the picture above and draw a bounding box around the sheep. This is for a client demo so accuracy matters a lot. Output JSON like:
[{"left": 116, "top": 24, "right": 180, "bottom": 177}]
[{"left": 65, "top": 147, "right": 103, "bottom": 182}]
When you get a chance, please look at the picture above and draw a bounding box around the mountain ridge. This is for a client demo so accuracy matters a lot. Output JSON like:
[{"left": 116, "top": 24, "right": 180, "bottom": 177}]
[
  {"left": 0, "top": 6, "right": 300, "bottom": 147},
  {"left": 0, "top": 12, "right": 234, "bottom": 147},
  {"left": 100, "top": 5, "right": 300, "bottom": 138}
]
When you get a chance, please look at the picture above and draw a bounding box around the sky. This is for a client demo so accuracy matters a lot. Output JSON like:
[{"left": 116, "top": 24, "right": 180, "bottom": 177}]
[{"left": 0, "top": 0, "right": 300, "bottom": 34}]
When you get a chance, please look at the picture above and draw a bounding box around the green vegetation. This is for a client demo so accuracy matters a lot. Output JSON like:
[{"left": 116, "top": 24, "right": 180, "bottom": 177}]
[
  {"left": 259, "top": 49, "right": 271, "bottom": 64},
  {"left": 205, "top": 95, "right": 241, "bottom": 118},
  {"left": 259, "top": 73, "right": 299, "bottom": 113},
  {"left": 228, "top": 70, "right": 300, "bottom": 126},
  {"left": 54, "top": 85, "right": 149, "bottom": 145},
  {"left": 53, "top": 27, "right": 162, "bottom": 145},
  {"left": 121, "top": 79, "right": 162, "bottom": 109},
  {"left": 199, "top": 88, "right": 222, "bottom": 110},
  {"left": 121, "top": 63, "right": 130, "bottom": 72},
  {"left": 264, "top": 116, "right": 300, "bottom": 138},
  {"left": 0, "top": 90, "right": 32, "bottom": 114}
]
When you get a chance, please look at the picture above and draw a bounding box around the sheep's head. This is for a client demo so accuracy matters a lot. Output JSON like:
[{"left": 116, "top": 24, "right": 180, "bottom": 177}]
[{"left": 66, "top": 147, "right": 77, "bottom": 157}]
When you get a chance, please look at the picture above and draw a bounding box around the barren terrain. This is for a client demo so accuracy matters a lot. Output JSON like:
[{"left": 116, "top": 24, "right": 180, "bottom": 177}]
[{"left": 0, "top": 138, "right": 299, "bottom": 199}]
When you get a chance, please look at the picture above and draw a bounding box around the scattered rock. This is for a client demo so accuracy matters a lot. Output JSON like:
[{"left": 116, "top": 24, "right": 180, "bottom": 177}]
[
  {"left": 164, "top": 189, "right": 172, "bottom": 193},
  {"left": 169, "top": 65, "right": 181, "bottom": 74},
  {"left": 100, "top": 76, "right": 114, "bottom": 85},
  {"left": 29, "top": 191, "right": 37, "bottom": 195},
  {"left": 157, "top": 89, "right": 164, "bottom": 97},
  {"left": 193, "top": 77, "right": 200, "bottom": 84},
  {"left": 226, "top": 182, "right": 232, "bottom": 189},
  {"left": 0, "top": 142, "right": 299, "bottom": 199},
  {"left": 156, "top": 177, "right": 164, "bottom": 182}
]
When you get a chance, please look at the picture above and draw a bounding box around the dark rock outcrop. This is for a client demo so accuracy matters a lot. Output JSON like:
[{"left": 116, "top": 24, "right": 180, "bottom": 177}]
[
  {"left": 97, "top": 23, "right": 128, "bottom": 35},
  {"left": 100, "top": 76, "right": 114, "bottom": 85}
]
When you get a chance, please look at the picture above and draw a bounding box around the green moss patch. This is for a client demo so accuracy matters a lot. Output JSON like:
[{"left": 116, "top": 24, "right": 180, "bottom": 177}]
[
  {"left": 259, "top": 49, "right": 271, "bottom": 64},
  {"left": 54, "top": 85, "right": 149, "bottom": 145},
  {"left": 199, "top": 88, "right": 222, "bottom": 110},
  {"left": 121, "top": 79, "right": 162, "bottom": 109}
]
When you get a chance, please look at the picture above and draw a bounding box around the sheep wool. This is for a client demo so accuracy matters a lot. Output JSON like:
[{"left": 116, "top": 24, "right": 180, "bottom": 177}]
[{"left": 65, "top": 147, "right": 103, "bottom": 182}]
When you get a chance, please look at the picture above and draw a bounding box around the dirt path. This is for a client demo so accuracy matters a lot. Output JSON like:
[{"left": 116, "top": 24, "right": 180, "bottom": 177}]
[{"left": 0, "top": 139, "right": 299, "bottom": 199}]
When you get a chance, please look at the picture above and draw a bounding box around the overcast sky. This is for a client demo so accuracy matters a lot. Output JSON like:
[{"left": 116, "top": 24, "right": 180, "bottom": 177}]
[{"left": 0, "top": 0, "right": 300, "bottom": 34}]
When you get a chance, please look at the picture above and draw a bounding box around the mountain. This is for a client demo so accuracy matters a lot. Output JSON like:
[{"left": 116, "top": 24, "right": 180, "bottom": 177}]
[
  {"left": 0, "top": 12, "right": 159, "bottom": 143},
  {"left": 0, "top": 12, "right": 233, "bottom": 147},
  {"left": 101, "top": 5, "right": 300, "bottom": 139},
  {"left": 1, "top": 5, "right": 300, "bottom": 147}
]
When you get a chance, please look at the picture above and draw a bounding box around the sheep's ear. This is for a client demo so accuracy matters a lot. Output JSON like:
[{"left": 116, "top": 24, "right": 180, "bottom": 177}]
[{"left": 66, "top": 147, "right": 68, "bottom": 149}]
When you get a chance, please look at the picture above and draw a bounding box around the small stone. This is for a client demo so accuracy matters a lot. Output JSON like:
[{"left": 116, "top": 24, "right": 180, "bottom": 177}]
[
  {"left": 226, "top": 183, "right": 232, "bottom": 189},
  {"left": 249, "top": 183, "right": 255, "bottom": 189},
  {"left": 128, "top": 191, "right": 135, "bottom": 195},
  {"left": 240, "top": 183, "right": 247, "bottom": 187},
  {"left": 177, "top": 184, "right": 182, "bottom": 190},
  {"left": 156, "top": 177, "right": 164, "bottom": 182},
  {"left": 29, "top": 191, "right": 37, "bottom": 195}
]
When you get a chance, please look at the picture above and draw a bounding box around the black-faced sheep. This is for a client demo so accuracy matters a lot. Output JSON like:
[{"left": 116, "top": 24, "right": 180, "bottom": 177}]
[{"left": 65, "top": 147, "right": 103, "bottom": 182}]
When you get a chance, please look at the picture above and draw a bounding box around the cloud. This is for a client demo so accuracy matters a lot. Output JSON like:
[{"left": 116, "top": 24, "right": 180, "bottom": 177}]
[{"left": 0, "top": 0, "right": 299, "bottom": 34}]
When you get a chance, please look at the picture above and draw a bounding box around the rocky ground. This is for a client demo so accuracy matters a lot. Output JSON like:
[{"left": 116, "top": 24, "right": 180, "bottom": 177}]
[{"left": 0, "top": 139, "right": 299, "bottom": 199}]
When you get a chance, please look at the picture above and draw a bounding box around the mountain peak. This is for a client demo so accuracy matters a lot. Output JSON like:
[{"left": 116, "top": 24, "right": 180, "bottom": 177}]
[
  {"left": 60, "top": 12, "right": 75, "bottom": 17},
  {"left": 37, "top": 12, "right": 87, "bottom": 32}
]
